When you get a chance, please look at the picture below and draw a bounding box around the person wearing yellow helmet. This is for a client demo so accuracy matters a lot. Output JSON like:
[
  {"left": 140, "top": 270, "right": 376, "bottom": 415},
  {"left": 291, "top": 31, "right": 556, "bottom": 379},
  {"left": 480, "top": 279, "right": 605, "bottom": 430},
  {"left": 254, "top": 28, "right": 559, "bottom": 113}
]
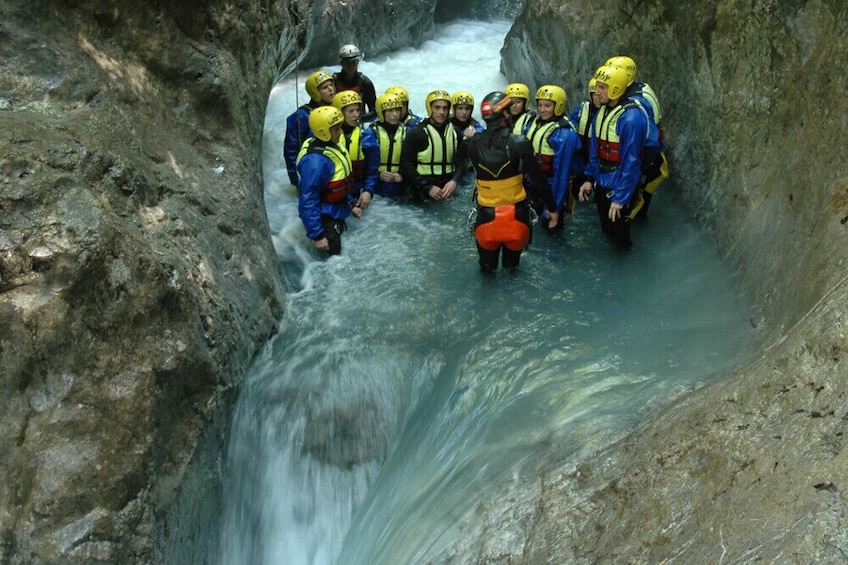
[
  {"left": 296, "top": 105, "right": 365, "bottom": 255},
  {"left": 400, "top": 89, "right": 463, "bottom": 201},
  {"left": 456, "top": 91, "right": 559, "bottom": 273},
  {"left": 332, "top": 90, "right": 378, "bottom": 206},
  {"left": 604, "top": 55, "right": 668, "bottom": 218},
  {"left": 578, "top": 65, "right": 653, "bottom": 250},
  {"left": 569, "top": 77, "right": 602, "bottom": 162},
  {"left": 284, "top": 69, "right": 336, "bottom": 187},
  {"left": 568, "top": 76, "right": 604, "bottom": 205},
  {"left": 505, "top": 82, "right": 536, "bottom": 136},
  {"left": 333, "top": 44, "right": 377, "bottom": 121},
  {"left": 384, "top": 85, "right": 422, "bottom": 129},
  {"left": 362, "top": 93, "right": 409, "bottom": 198},
  {"left": 449, "top": 91, "right": 484, "bottom": 139},
  {"left": 522, "top": 84, "right": 582, "bottom": 231}
]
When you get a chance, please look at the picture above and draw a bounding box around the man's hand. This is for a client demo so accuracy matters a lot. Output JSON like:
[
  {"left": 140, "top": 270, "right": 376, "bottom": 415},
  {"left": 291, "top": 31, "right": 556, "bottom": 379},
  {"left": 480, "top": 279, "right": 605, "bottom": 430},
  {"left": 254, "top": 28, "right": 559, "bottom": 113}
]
[
  {"left": 578, "top": 181, "right": 593, "bottom": 202},
  {"left": 608, "top": 201, "right": 622, "bottom": 221},
  {"left": 442, "top": 180, "right": 458, "bottom": 199},
  {"left": 546, "top": 210, "right": 560, "bottom": 230},
  {"left": 313, "top": 237, "right": 330, "bottom": 252},
  {"left": 356, "top": 191, "right": 372, "bottom": 211}
]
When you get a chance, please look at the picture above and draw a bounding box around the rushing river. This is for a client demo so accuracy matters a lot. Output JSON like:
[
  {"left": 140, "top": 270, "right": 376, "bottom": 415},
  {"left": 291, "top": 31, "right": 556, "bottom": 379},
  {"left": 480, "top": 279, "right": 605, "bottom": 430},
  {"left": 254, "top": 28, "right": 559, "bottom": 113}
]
[{"left": 219, "top": 18, "right": 755, "bottom": 565}]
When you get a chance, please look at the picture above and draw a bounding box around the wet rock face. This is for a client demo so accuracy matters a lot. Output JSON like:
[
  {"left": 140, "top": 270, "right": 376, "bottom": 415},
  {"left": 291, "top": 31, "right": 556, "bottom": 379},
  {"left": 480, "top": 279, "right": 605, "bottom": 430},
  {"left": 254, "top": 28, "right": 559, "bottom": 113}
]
[
  {"left": 0, "top": 0, "right": 290, "bottom": 562},
  {"left": 3, "top": 0, "right": 519, "bottom": 561},
  {"left": 502, "top": 0, "right": 848, "bottom": 336}
]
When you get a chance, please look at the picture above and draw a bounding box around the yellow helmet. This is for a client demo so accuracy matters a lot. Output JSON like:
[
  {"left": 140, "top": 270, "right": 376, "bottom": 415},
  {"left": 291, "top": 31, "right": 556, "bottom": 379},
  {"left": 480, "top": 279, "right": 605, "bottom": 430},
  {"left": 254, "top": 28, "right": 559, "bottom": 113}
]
[
  {"left": 505, "top": 83, "right": 531, "bottom": 101},
  {"left": 375, "top": 93, "right": 404, "bottom": 121},
  {"left": 594, "top": 65, "right": 629, "bottom": 100},
  {"left": 332, "top": 89, "right": 362, "bottom": 111},
  {"left": 305, "top": 70, "right": 334, "bottom": 103},
  {"left": 424, "top": 89, "right": 451, "bottom": 117},
  {"left": 605, "top": 55, "right": 637, "bottom": 86},
  {"left": 451, "top": 91, "right": 474, "bottom": 107},
  {"left": 535, "top": 84, "right": 567, "bottom": 116},
  {"left": 588, "top": 77, "right": 597, "bottom": 94},
  {"left": 308, "top": 105, "right": 344, "bottom": 142},
  {"left": 384, "top": 85, "right": 409, "bottom": 104}
]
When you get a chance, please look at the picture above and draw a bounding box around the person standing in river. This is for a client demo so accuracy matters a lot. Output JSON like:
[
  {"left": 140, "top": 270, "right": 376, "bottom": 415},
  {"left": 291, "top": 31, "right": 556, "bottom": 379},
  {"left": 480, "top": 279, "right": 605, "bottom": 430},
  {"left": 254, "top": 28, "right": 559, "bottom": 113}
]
[
  {"left": 400, "top": 89, "right": 463, "bottom": 202},
  {"left": 578, "top": 65, "right": 650, "bottom": 249},
  {"left": 505, "top": 82, "right": 536, "bottom": 137},
  {"left": 296, "top": 106, "right": 366, "bottom": 255},
  {"left": 333, "top": 44, "right": 378, "bottom": 122},
  {"left": 283, "top": 70, "right": 336, "bottom": 188},
  {"left": 523, "top": 84, "right": 582, "bottom": 231},
  {"left": 332, "top": 89, "right": 378, "bottom": 207},
  {"left": 458, "top": 91, "right": 559, "bottom": 272},
  {"left": 363, "top": 92, "right": 409, "bottom": 198}
]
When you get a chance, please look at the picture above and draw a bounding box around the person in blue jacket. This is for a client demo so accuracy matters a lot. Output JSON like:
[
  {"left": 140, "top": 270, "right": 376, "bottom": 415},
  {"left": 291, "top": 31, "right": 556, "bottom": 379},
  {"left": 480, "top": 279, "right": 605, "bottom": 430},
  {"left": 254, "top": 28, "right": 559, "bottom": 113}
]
[
  {"left": 523, "top": 84, "right": 582, "bottom": 232},
  {"left": 284, "top": 70, "right": 336, "bottom": 188},
  {"left": 578, "top": 65, "right": 650, "bottom": 250},
  {"left": 605, "top": 55, "right": 669, "bottom": 218},
  {"left": 296, "top": 106, "right": 367, "bottom": 255},
  {"left": 568, "top": 77, "right": 603, "bottom": 204}
]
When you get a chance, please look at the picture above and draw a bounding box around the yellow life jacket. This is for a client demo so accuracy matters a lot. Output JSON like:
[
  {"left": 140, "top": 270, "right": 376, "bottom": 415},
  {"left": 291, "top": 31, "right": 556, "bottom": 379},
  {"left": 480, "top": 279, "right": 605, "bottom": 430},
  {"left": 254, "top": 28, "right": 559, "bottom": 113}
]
[
  {"left": 339, "top": 126, "right": 367, "bottom": 181},
  {"left": 576, "top": 101, "right": 593, "bottom": 140},
  {"left": 475, "top": 173, "right": 527, "bottom": 207},
  {"left": 512, "top": 111, "right": 535, "bottom": 136},
  {"left": 298, "top": 138, "right": 353, "bottom": 203},
  {"left": 416, "top": 122, "right": 458, "bottom": 177},
  {"left": 525, "top": 117, "right": 574, "bottom": 176},
  {"left": 634, "top": 82, "right": 661, "bottom": 124},
  {"left": 372, "top": 123, "right": 406, "bottom": 172}
]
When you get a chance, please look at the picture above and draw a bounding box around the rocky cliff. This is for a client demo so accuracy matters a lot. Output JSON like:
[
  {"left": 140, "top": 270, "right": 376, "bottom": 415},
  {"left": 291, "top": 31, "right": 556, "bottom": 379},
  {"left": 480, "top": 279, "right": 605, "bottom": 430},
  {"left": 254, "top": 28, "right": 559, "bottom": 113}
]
[{"left": 2, "top": 0, "right": 846, "bottom": 563}]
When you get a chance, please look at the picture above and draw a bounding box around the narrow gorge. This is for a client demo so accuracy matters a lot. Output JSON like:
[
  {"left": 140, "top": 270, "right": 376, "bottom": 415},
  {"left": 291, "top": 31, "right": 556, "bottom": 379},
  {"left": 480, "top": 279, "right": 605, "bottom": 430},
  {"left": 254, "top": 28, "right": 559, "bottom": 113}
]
[{"left": 1, "top": 0, "right": 846, "bottom": 562}]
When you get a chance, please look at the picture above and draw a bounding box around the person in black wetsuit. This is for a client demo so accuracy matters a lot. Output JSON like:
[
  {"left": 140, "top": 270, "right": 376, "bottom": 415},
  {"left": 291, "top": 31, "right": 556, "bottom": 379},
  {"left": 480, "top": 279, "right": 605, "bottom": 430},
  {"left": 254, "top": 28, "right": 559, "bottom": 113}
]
[
  {"left": 457, "top": 91, "right": 560, "bottom": 273},
  {"left": 333, "top": 44, "right": 378, "bottom": 122}
]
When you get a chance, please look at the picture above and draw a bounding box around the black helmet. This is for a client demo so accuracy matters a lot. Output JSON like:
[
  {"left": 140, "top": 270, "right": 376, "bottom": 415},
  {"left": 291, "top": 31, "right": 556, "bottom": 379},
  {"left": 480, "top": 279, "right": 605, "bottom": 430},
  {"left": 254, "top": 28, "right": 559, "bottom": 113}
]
[{"left": 480, "top": 91, "right": 512, "bottom": 123}]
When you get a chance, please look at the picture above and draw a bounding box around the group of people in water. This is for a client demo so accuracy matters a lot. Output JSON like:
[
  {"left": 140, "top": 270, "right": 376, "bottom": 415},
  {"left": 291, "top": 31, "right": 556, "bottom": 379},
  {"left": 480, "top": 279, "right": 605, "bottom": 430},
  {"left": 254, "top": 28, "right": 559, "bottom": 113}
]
[{"left": 284, "top": 44, "right": 669, "bottom": 271}]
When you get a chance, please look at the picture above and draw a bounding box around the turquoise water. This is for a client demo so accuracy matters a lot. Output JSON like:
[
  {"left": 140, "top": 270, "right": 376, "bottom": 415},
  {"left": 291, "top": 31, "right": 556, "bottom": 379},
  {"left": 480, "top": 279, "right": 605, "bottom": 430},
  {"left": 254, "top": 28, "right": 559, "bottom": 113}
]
[{"left": 220, "top": 19, "right": 755, "bottom": 564}]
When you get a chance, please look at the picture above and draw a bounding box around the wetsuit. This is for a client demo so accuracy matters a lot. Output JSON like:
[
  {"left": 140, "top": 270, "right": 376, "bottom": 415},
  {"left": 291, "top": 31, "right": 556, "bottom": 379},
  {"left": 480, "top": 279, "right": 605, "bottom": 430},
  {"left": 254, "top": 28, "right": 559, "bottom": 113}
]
[
  {"left": 333, "top": 71, "right": 377, "bottom": 122},
  {"left": 458, "top": 125, "right": 557, "bottom": 271}
]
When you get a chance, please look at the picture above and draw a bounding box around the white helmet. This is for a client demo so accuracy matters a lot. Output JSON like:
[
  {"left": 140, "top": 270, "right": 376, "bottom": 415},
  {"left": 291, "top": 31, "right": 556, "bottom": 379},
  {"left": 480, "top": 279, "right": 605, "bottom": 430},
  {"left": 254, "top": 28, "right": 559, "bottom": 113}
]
[{"left": 339, "top": 44, "right": 362, "bottom": 61}]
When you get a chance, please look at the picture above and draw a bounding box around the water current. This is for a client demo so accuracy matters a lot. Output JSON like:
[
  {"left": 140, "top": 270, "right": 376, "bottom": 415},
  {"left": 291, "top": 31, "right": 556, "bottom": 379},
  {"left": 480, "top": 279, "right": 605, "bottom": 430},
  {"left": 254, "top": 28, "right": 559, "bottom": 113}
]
[{"left": 219, "top": 18, "right": 755, "bottom": 565}]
